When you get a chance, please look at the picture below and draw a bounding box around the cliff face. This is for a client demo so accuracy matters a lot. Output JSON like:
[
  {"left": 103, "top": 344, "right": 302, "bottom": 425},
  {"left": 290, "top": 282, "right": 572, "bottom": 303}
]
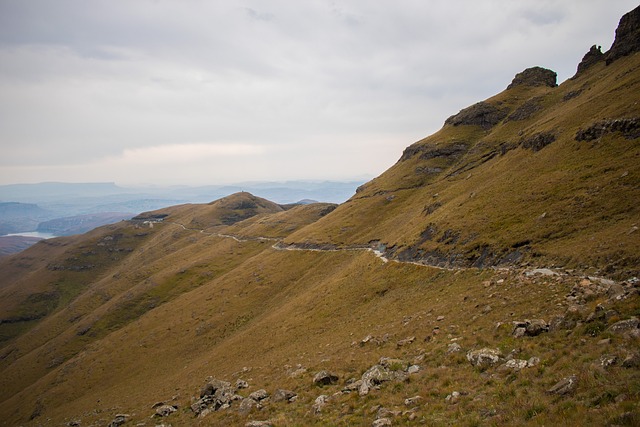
[{"left": 605, "top": 5, "right": 640, "bottom": 64}]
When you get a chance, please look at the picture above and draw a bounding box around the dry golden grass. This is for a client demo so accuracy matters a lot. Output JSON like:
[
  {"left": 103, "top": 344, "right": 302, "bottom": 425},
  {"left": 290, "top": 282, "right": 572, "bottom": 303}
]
[{"left": 0, "top": 51, "right": 639, "bottom": 427}]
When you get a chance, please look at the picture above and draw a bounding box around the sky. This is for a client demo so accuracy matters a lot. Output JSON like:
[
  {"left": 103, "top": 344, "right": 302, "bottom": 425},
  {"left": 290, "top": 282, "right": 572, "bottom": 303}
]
[{"left": 0, "top": 1, "right": 637, "bottom": 187}]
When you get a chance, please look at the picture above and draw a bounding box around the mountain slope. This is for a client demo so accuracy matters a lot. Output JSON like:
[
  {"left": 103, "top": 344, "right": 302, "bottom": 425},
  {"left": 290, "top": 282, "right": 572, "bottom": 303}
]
[
  {"left": 287, "top": 44, "right": 640, "bottom": 279},
  {"left": 0, "top": 7, "right": 639, "bottom": 427}
]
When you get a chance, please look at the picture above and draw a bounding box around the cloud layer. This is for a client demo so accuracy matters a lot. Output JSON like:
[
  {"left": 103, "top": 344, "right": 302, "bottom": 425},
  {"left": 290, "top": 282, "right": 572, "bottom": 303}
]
[{"left": 0, "top": 1, "right": 636, "bottom": 185}]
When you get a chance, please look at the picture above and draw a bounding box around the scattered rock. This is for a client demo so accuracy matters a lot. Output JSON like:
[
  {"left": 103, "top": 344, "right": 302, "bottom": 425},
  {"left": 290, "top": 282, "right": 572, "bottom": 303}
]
[
  {"left": 154, "top": 405, "right": 177, "bottom": 417},
  {"left": 504, "top": 359, "right": 528, "bottom": 370},
  {"left": 622, "top": 353, "right": 640, "bottom": 368},
  {"left": 245, "top": 421, "right": 273, "bottom": 427},
  {"left": 236, "top": 379, "right": 249, "bottom": 389},
  {"left": 466, "top": 348, "right": 503, "bottom": 368},
  {"left": 447, "top": 343, "right": 462, "bottom": 353},
  {"left": 396, "top": 336, "right": 415, "bottom": 347},
  {"left": 108, "top": 414, "right": 130, "bottom": 427},
  {"left": 313, "top": 370, "right": 339, "bottom": 386},
  {"left": 607, "top": 317, "right": 639, "bottom": 335},
  {"left": 372, "top": 417, "right": 392, "bottom": 427},
  {"left": 547, "top": 375, "right": 578, "bottom": 395},
  {"left": 407, "top": 365, "right": 420, "bottom": 374},
  {"left": 238, "top": 398, "right": 256, "bottom": 416},
  {"left": 248, "top": 389, "right": 269, "bottom": 402},
  {"left": 404, "top": 396, "right": 422, "bottom": 406},
  {"left": 312, "top": 395, "right": 329, "bottom": 414},
  {"left": 445, "top": 391, "right": 461, "bottom": 403},
  {"left": 527, "top": 357, "right": 540, "bottom": 367},
  {"left": 600, "top": 355, "right": 617, "bottom": 367},
  {"left": 272, "top": 389, "right": 297, "bottom": 403},
  {"left": 359, "top": 365, "right": 391, "bottom": 396},
  {"left": 512, "top": 319, "right": 549, "bottom": 337}
]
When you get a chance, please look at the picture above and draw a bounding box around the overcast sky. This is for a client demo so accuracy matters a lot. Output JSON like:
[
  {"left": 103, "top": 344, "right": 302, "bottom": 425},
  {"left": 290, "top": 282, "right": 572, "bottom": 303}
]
[{"left": 0, "top": 1, "right": 636, "bottom": 187}]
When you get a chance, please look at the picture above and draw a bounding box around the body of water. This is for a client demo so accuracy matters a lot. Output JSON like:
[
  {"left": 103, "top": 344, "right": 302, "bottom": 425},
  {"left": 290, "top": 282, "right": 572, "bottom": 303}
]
[{"left": 2, "top": 231, "right": 58, "bottom": 239}]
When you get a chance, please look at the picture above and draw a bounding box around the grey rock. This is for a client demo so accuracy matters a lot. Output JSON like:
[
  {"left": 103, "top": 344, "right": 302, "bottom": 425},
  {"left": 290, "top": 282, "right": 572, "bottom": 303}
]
[
  {"left": 504, "top": 359, "right": 528, "bottom": 370},
  {"left": 238, "top": 398, "right": 256, "bottom": 416},
  {"left": 622, "top": 352, "right": 640, "bottom": 368},
  {"left": 547, "top": 375, "right": 578, "bottom": 395},
  {"left": 407, "top": 365, "right": 420, "bottom": 374},
  {"left": 466, "top": 348, "right": 503, "bottom": 368},
  {"left": 248, "top": 389, "right": 269, "bottom": 401},
  {"left": 447, "top": 343, "right": 462, "bottom": 353},
  {"left": 404, "top": 396, "right": 422, "bottom": 406},
  {"left": 607, "top": 317, "right": 639, "bottom": 334},
  {"left": 272, "top": 389, "right": 297, "bottom": 403},
  {"left": 108, "top": 414, "right": 130, "bottom": 427},
  {"left": 527, "top": 357, "right": 541, "bottom": 367},
  {"left": 313, "top": 370, "right": 338, "bottom": 386},
  {"left": 359, "top": 365, "right": 391, "bottom": 396},
  {"left": 154, "top": 405, "right": 177, "bottom": 417},
  {"left": 445, "top": 391, "right": 461, "bottom": 403},
  {"left": 372, "top": 418, "right": 392, "bottom": 427},
  {"left": 245, "top": 421, "right": 273, "bottom": 427},
  {"left": 236, "top": 379, "right": 249, "bottom": 389},
  {"left": 312, "top": 395, "right": 329, "bottom": 414}
]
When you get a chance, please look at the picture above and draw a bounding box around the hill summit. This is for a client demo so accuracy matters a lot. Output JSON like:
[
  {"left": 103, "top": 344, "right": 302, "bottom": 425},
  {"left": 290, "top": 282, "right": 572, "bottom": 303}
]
[{"left": 0, "top": 6, "right": 639, "bottom": 427}]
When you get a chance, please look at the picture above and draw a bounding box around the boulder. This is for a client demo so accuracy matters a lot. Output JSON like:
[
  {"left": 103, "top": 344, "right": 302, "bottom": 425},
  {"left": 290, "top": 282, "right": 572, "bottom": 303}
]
[
  {"left": 313, "top": 370, "right": 338, "bottom": 386},
  {"left": 272, "top": 389, "right": 297, "bottom": 403},
  {"left": 466, "top": 348, "right": 503, "bottom": 368},
  {"left": 238, "top": 398, "right": 256, "bottom": 416},
  {"left": 404, "top": 396, "right": 422, "bottom": 406},
  {"left": 312, "top": 395, "right": 329, "bottom": 414},
  {"left": 447, "top": 343, "right": 462, "bottom": 353},
  {"left": 359, "top": 365, "right": 391, "bottom": 396},
  {"left": 607, "top": 317, "right": 639, "bottom": 334},
  {"left": 108, "top": 414, "right": 129, "bottom": 427},
  {"left": 154, "top": 405, "right": 177, "bottom": 417},
  {"left": 547, "top": 375, "right": 578, "bottom": 395},
  {"left": 245, "top": 421, "right": 273, "bottom": 427},
  {"left": 248, "top": 389, "right": 269, "bottom": 401},
  {"left": 372, "top": 418, "right": 392, "bottom": 427}
]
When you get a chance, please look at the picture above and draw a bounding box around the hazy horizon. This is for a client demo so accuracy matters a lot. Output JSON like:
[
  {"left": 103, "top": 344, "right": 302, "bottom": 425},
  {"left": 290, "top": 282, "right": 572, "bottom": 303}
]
[{"left": 1, "top": 1, "right": 637, "bottom": 186}]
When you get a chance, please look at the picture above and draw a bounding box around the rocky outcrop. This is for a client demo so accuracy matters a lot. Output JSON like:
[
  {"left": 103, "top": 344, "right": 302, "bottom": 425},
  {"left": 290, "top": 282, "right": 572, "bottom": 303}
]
[
  {"left": 507, "top": 67, "right": 557, "bottom": 89},
  {"left": 575, "top": 45, "right": 605, "bottom": 76},
  {"left": 605, "top": 5, "right": 640, "bottom": 65},
  {"left": 520, "top": 131, "right": 556, "bottom": 152},
  {"left": 575, "top": 118, "right": 640, "bottom": 141},
  {"left": 444, "top": 102, "right": 509, "bottom": 130}
]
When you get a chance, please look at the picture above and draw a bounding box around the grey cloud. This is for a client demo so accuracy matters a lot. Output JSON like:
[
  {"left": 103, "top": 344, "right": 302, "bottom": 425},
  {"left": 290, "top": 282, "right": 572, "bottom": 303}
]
[{"left": 0, "top": 0, "right": 638, "bottom": 185}]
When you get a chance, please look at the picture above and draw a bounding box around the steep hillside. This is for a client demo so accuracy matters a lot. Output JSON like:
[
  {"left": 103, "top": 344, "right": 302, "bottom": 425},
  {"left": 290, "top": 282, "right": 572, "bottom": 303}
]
[
  {"left": 286, "top": 43, "right": 640, "bottom": 279},
  {"left": 0, "top": 7, "right": 639, "bottom": 427}
]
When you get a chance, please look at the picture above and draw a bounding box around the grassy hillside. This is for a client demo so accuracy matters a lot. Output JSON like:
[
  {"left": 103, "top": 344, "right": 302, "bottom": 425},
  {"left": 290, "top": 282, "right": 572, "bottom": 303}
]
[
  {"left": 0, "top": 8, "right": 639, "bottom": 427},
  {"left": 287, "top": 54, "right": 640, "bottom": 279}
]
